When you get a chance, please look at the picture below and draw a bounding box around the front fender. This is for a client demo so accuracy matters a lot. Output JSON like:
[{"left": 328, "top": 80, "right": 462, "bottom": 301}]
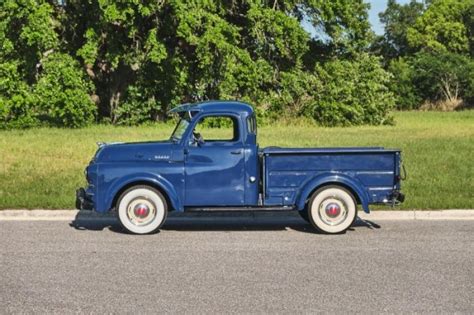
[
  {"left": 296, "top": 173, "right": 370, "bottom": 213},
  {"left": 103, "top": 172, "right": 182, "bottom": 213}
]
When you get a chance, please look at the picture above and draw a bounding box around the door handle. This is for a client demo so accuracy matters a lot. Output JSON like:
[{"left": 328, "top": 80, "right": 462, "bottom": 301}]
[{"left": 231, "top": 149, "right": 242, "bottom": 155}]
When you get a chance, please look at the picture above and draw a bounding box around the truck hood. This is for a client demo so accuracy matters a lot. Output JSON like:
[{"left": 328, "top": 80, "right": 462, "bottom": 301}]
[{"left": 94, "top": 141, "right": 175, "bottom": 162}]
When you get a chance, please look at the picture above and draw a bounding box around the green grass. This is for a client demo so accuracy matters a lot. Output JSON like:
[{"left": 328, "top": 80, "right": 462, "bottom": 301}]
[{"left": 0, "top": 111, "right": 473, "bottom": 210}]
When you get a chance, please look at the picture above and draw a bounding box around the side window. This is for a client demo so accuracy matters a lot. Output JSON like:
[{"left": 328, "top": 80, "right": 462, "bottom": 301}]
[{"left": 193, "top": 116, "right": 239, "bottom": 142}]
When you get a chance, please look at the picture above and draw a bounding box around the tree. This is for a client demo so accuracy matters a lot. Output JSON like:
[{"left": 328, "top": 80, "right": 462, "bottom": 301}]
[
  {"left": 374, "top": 0, "right": 425, "bottom": 60},
  {"left": 2, "top": 0, "right": 394, "bottom": 128},
  {"left": 379, "top": 0, "right": 474, "bottom": 110},
  {"left": 64, "top": 0, "right": 168, "bottom": 123},
  {"left": 303, "top": 0, "right": 373, "bottom": 57},
  {"left": 387, "top": 51, "right": 474, "bottom": 111},
  {"left": 0, "top": 0, "right": 58, "bottom": 128},
  {"left": 0, "top": 0, "right": 96, "bottom": 128},
  {"left": 63, "top": 0, "right": 380, "bottom": 125},
  {"left": 387, "top": 57, "right": 422, "bottom": 110},
  {"left": 411, "top": 52, "right": 474, "bottom": 106},
  {"left": 407, "top": 0, "right": 474, "bottom": 55}
]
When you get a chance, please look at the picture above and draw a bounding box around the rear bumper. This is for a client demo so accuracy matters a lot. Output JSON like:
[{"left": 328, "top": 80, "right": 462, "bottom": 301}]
[
  {"left": 386, "top": 191, "right": 405, "bottom": 206},
  {"left": 76, "top": 188, "right": 94, "bottom": 210}
]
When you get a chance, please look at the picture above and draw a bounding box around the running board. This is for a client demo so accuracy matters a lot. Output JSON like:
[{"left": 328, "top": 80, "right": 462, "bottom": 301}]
[{"left": 185, "top": 206, "right": 295, "bottom": 212}]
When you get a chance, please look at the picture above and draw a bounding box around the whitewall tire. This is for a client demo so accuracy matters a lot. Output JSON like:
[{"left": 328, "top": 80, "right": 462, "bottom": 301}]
[
  {"left": 308, "top": 185, "right": 357, "bottom": 234},
  {"left": 117, "top": 185, "right": 168, "bottom": 234}
]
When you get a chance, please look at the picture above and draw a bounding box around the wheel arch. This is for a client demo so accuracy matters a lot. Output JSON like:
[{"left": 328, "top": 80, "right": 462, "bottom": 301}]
[
  {"left": 105, "top": 174, "right": 182, "bottom": 212},
  {"left": 296, "top": 174, "right": 370, "bottom": 213}
]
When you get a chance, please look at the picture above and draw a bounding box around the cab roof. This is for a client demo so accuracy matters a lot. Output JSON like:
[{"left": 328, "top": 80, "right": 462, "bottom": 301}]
[{"left": 169, "top": 100, "right": 254, "bottom": 115}]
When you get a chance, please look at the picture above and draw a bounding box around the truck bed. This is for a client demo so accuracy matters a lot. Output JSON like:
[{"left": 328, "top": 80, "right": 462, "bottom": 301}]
[{"left": 261, "top": 147, "right": 402, "bottom": 209}]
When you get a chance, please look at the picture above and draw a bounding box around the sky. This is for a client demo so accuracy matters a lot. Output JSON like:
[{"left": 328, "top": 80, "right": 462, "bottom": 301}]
[{"left": 368, "top": 0, "right": 413, "bottom": 35}]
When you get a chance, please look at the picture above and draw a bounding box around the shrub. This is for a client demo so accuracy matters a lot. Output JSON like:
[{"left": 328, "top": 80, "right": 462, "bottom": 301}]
[
  {"left": 309, "top": 54, "right": 395, "bottom": 126},
  {"left": 34, "top": 53, "right": 96, "bottom": 127},
  {"left": 258, "top": 69, "right": 320, "bottom": 122},
  {"left": 0, "top": 62, "right": 37, "bottom": 129},
  {"left": 114, "top": 85, "right": 159, "bottom": 126},
  {"left": 387, "top": 58, "right": 422, "bottom": 110}
]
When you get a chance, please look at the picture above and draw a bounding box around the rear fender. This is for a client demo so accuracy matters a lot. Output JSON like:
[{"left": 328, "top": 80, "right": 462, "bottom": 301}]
[
  {"left": 103, "top": 173, "right": 182, "bottom": 213},
  {"left": 296, "top": 173, "right": 370, "bottom": 213}
]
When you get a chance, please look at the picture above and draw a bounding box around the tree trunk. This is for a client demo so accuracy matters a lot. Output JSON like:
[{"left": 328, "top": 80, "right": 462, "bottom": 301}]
[{"left": 99, "top": 64, "right": 134, "bottom": 124}]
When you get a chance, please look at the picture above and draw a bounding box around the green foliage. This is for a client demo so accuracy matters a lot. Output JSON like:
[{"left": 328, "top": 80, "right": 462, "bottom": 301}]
[
  {"left": 387, "top": 58, "right": 422, "bottom": 110},
  {"left": 19, "top": 2, "right": 58, "bottom": 54},
  {"left": 3, "top": 0, "right": 474, "bottom": 128},
  {"left": 0, "top": 0, "right": 59, "bottom": 77},
  {"left": 68, "top": 0, "right": 169, "bottom": 122},
  {"left": 263, "top": 69, "right": 320, "bottom": 120},
  {"left": 410, "top": 52, "right": 474, "bottom": 104},
  {"left": 310, "top": 54, "right": 395, "bottom": 126},
  {"left": 247, "top": 6, "right": 310, "bottom": 68},
  {"left": 115, "top": 85, "right": 161, "bottom": 125},
  {"left": 0, "top": 0, "right": 96, "bottom": 128},
  {"left": 76, "top": 28, "right": 99, "bottom": 66},
  {"left": 304, "top": 0, "right": 373, "bottom": 56},
  {"left": 1, "top": 0, "right": 400, "bottom": 128},
  {"left": 0, "top": 0, "right": 58, "bottom": 129},
  {"left": 374, "top": 0, "right": 425, "bottom": 60},
  {"left": 34, "top": 53, "right": 96, "bottom": 127},
  {"left": 378, "top": 0, "right": 474, "bottom": 110},
  {"left": 0, "top": 61, "right": 36, "bottom": 129},
  {"left": 64, "top": 0, "right": 388, "bottom": 126},
  {"left": 406, "top": 0, "right": 473, "bottom": 55},
  {"left": 387, "top": 52, "right": 474, "bottom": 110},
  {"left": 0, "top": 52, "right": 96, "bottom": 129}
]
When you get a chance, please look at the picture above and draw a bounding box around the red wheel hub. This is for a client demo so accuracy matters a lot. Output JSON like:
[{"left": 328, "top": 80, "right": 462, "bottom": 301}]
[
  {"left": 325, "top": 203, "right": 341, "bottom": 218},
  {"left": 134, "top": 204, "right": 149, "bottom": 218}
]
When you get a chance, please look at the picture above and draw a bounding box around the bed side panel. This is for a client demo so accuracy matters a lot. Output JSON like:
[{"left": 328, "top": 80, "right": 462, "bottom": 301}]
[{"left": 263, "top": 152, "right": 398, "bottom": 206}]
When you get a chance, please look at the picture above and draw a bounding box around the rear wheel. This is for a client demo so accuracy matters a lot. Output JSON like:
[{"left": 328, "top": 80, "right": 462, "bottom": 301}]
[
  {"left": 117, "top": 185, "right": 168, "bottom": 234},
  {"left": 308, "top": 185, "right": 357, "bottom": 234}
]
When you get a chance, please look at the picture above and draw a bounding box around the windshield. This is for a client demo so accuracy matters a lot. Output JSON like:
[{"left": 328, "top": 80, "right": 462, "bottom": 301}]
[{"left": 170, "top": 118, "right": 190, "bottom": 142}]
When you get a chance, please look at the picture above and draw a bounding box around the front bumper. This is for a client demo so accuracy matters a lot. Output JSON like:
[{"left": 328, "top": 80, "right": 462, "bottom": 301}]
[{"left": 76, "top": 188, "right": 94, "bottom": 210}]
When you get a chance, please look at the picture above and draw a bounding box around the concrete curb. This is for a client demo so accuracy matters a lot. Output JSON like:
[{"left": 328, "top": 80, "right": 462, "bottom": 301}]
[
  {"left": 358, "top": 210, "right": 474, "bottom": 221},
  {"left": 0, "top": 209, "right": 473, "bottom": 221}
]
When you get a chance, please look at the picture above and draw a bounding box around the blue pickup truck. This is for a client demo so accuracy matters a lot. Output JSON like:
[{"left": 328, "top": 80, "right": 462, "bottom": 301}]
[{"left": 77, "top": 101, "right": 404, "bottom": 234}]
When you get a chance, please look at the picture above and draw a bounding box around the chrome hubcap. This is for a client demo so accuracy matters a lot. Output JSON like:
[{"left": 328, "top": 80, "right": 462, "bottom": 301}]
[
  {"left": 325, "top": 203, "right": 341, "bottom": 218},
  {"left": 134, "top": 203, "right": 150, "bottom": 218},
  {"left": 127, "top": 198, "right": 156, "bottom": 226},
  {"left": 318, "top": 197, "right": 348, "bottom": 226}
]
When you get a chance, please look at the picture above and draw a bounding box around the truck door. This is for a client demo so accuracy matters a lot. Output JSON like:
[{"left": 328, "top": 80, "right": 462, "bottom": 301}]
[{"left": 184, "top": 114, "right": 246, "bottom": 206}]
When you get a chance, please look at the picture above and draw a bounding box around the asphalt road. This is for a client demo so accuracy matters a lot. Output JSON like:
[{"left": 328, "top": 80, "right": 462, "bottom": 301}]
[{"left": 0, "top": 214, "right": 473, "bottom": 313}]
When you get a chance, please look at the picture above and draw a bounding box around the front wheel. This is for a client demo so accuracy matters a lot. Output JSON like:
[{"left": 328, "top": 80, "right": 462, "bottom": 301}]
[
  {"left": 308, "top": 185, "right": 357, "bottom": 234},
  {"left": 117, "top": 185, "right": 168, "bottom": 234}
]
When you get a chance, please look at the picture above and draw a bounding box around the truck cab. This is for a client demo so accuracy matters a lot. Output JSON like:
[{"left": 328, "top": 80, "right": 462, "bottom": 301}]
[
  {"left": 77, "top": 101, "right": 404, "bottom": 234},
  {"left": 169, "top": 102, "right": 260, "bottom": 207}
]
